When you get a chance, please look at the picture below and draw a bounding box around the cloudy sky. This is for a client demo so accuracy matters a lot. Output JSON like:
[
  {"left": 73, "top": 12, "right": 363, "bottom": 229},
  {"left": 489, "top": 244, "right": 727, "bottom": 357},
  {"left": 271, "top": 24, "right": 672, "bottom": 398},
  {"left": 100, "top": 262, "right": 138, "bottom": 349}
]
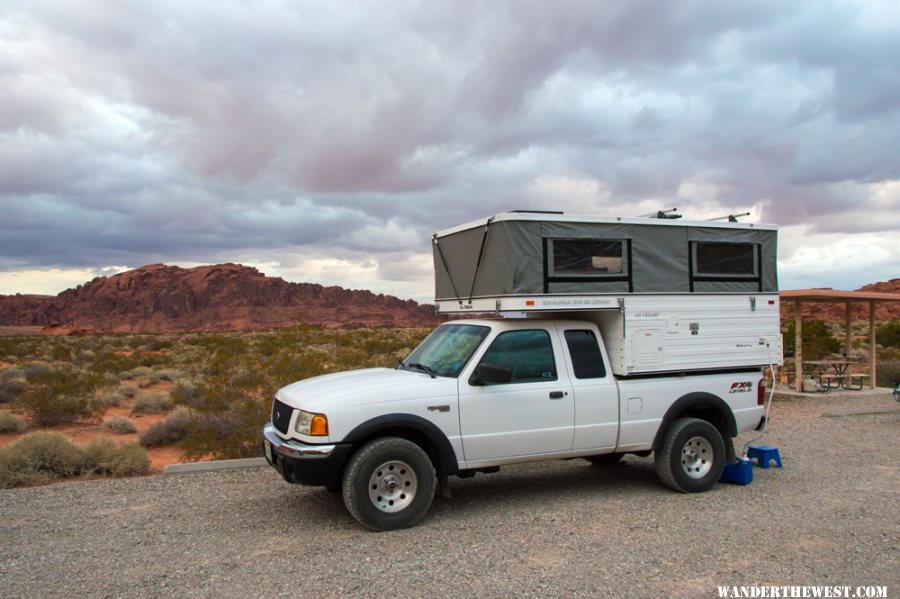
[{"left": 1, "top": 0, "right": 898, "bottom": 302}]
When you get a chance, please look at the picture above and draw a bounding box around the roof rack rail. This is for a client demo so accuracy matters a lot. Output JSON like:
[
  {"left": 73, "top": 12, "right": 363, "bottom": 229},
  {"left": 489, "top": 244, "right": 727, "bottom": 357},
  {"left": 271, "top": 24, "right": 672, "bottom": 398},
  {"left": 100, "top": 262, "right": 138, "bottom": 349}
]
[
  {"left": 707, "top": 212, "right": 751, "bottom": 223},
  {"left": 636, "top": 207, "right": 681, "bottom": 220}
]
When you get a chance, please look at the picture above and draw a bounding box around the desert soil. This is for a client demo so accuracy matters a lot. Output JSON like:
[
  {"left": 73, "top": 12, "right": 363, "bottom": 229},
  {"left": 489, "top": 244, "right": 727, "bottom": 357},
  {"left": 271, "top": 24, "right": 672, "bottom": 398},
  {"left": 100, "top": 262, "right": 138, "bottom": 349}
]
[
  {"left": 1, "top": 390, "right": 898, "bottom": 598},
  {"left": 0, "top": 379, "right": 204, "bottom": 474}
]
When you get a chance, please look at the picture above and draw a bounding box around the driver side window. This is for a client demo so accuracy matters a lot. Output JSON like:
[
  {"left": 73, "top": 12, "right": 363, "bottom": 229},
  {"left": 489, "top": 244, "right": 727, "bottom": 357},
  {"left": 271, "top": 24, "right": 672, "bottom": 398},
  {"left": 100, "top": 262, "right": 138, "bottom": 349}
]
[{"left": 479, "top": 330, "right": 557, "bottom": 383}]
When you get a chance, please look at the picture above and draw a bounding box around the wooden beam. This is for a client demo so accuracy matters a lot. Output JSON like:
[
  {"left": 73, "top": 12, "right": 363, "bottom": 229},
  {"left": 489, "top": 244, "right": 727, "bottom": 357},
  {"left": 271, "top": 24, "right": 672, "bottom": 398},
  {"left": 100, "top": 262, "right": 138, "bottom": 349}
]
[
  {"left": 845, "top": 302, "right": 852, "bottom": 358},
  {"left": 869, "top": 301, "right": 876, "bottom": 388},
  {"left": 795, "top": 300, "right": 803, "bottom": 383}
]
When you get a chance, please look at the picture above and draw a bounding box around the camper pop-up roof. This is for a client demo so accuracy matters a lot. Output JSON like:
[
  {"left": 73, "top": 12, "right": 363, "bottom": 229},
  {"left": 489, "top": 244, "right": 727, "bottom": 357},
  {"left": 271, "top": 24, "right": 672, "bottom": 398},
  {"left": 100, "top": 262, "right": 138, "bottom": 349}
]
[{"left": 432, "top": 211, "right": 778, "bottom": 312}]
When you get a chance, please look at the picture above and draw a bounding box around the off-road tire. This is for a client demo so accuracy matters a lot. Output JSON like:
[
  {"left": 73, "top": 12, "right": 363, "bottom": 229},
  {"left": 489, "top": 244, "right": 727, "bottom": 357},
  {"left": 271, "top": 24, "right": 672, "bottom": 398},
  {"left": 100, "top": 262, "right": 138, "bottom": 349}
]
[
  {"left": 654, "top": 417, "right": 725, "bottom": 493},
  {"left": 342, "top": 437, "right": 436, "bottom": 531}
]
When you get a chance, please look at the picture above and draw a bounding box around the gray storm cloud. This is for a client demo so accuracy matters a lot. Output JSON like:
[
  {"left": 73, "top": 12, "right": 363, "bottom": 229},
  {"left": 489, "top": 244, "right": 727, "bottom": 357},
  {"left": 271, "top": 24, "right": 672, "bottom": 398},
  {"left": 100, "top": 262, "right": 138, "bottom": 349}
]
[{"left": 1, "top": 0, "right": 898, "bottom": 293}]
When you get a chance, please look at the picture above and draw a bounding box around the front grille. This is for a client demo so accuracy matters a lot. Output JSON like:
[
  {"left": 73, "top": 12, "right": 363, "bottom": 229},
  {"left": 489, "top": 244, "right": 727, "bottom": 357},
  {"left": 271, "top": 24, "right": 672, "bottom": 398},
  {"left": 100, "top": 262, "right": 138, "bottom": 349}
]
[{"left": 272, "top": 399, "right": 293, "bottom": 435}]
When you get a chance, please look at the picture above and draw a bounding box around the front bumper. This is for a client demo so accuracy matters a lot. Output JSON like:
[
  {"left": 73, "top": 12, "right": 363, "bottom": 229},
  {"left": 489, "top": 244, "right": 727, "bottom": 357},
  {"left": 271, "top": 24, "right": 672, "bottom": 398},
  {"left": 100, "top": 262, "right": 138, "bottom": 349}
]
[{"left": 262, "top": 424, "right": 352, "bottom": 488}]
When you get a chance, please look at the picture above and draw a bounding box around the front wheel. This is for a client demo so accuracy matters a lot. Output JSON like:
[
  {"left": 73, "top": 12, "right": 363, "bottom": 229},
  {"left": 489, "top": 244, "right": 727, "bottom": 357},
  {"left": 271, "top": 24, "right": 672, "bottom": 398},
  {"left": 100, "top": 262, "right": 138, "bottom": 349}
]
[
  {"left": 342, "top": 437, "right": 436, "bottom": 531},
  {"left": 654, "top": 417, "right": 725, "bottom": 493}
]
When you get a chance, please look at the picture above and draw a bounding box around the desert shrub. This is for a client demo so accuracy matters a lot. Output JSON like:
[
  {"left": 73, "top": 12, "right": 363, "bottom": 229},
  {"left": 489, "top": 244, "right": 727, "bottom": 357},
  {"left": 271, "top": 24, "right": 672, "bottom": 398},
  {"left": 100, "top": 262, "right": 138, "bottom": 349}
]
[
  {"left": 117, "top": 384, "right": 140, "bottom": 399},
  {"left": 79, "top": 437, "right": 149, "bottom": 476},
  {"left": 156, "top": 368, "right": 183, "bottom": 382},
  {"left": 75, "top": 349, "right": 95, "bottom": 363},
  {"left": 0, "top": 432, "right": 82, "bottom": 487},
  {"left": 121, "top": 366, "right": 154, "bottom": 380},
  {"left": 90, "top": 351, "right": 139, "bottom": 376},
  {"left": 145, "top": 337, "right": 174, "bottom": 352},
  {"left": 0, "top": 411, "right": 28, "bottom": 434},
  {"left": 0, "top": 432, "right": 150, "bottom": 488},
  {"left": 181, "top": 396, "right": 269, "bottom": 460},
  {"left": 782, "top": 320, "right": 841, "bottom": 360},
  {"left": 22, "top": 362, "right": 49, "bottom": 380},
  {"left": 130, "top": 392, "right": 172, "bottom": 416},
  {"left": 94, "top": 390, "right": 126, "bottom": 409},
  {"left": 0, "top": 380, "right": 27, "bottom": 404},
  {"left": 877, "top": 320, "right": 900, "bottom": 350},
  {"left": 51, "top": 345, "right": 73, "bottom": 361},
  {"left": 0, "top": 368, "right": 25, "bottom": 383},
  {"left": 137, "top": 373, "right": 162, "bottom": 388},
  {"left": 169, "top": 381, "right": 203, "bottom": 409},
  {"left": 877, "top": 360, "right": 900, "bottom": 388},
  {"left": 139, "top": 407, "right": 192, "bottom": 447},
  {"left": 103, "top": 415, "right": 137, "bottom": 435},
  {"left": 20, "top": 366, "right": 108, "bottom": 427}
]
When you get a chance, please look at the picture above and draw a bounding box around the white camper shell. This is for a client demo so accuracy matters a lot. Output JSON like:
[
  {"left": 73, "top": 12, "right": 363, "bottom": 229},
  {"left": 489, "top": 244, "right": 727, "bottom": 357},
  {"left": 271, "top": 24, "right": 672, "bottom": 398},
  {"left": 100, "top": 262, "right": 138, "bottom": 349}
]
[{"left": 432, "top": 212, "right": 783, "bottom": 375}]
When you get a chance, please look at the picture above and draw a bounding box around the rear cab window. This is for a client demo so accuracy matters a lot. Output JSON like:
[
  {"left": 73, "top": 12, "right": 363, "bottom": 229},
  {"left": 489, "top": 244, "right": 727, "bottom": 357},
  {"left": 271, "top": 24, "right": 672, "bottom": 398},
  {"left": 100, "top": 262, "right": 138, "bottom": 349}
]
[{"left": 563, "top": 329, "right": 607, "bottom": 379}]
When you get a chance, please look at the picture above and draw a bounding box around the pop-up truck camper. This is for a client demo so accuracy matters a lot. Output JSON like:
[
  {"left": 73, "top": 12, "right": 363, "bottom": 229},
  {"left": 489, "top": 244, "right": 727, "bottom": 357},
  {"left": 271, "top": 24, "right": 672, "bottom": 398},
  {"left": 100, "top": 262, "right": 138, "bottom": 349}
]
[{"left": 264, "top": 211, "right": 783, "bottom": 530}]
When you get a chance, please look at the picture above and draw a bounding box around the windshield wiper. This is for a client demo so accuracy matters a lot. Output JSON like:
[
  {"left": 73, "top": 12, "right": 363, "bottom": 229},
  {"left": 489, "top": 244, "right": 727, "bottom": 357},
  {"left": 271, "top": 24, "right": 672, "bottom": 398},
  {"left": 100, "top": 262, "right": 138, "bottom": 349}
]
[{"left": 406, "top": 362, "right": 437, "bottom": 378}]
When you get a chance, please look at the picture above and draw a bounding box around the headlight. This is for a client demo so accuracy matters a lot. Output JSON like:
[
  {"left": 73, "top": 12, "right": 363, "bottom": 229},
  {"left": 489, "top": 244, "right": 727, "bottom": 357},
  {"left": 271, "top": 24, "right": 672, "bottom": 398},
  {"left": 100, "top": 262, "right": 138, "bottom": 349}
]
[{"left": 294, "top": 410, "right": 329, "bottom": 436}]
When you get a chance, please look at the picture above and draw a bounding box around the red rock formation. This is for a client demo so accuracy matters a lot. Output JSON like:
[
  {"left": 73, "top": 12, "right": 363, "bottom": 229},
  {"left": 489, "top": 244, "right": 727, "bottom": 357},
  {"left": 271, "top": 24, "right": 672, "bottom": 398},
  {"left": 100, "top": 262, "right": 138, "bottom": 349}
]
[
  {"left": 0, "top": 264, "right": 442, "bottom": 333},
  {"left": 40, "top": 323, "right": 98, "bottom": 336}
]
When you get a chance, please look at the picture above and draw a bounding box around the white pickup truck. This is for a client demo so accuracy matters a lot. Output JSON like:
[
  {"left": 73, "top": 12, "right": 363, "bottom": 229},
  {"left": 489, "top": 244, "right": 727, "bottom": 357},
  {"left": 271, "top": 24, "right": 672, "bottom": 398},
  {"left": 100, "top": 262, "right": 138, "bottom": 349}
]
[{"left": 263, "top": 316, "right": 767, "bottom": 531}]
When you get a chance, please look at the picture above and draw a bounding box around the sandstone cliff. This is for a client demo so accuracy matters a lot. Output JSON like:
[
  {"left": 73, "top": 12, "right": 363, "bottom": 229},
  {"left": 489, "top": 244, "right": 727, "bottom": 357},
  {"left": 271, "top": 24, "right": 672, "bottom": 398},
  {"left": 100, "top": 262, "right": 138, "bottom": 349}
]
[{"left": 0, "top": 263, "right": 442, "bottom": 333}]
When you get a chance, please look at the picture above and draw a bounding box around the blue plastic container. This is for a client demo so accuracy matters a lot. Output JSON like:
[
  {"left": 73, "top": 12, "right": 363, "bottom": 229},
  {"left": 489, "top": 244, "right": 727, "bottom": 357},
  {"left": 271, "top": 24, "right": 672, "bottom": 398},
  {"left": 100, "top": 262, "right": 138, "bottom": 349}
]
[{"left": 719, "top": 458, "right": 753, "bottom": 485}]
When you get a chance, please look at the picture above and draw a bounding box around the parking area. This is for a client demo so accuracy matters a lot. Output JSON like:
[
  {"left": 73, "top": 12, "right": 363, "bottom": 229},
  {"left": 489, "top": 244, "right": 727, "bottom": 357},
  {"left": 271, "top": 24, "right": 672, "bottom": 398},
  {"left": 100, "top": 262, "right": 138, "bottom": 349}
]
[{"left": 1, "top": 391, "right": 898, "bottom": 598}]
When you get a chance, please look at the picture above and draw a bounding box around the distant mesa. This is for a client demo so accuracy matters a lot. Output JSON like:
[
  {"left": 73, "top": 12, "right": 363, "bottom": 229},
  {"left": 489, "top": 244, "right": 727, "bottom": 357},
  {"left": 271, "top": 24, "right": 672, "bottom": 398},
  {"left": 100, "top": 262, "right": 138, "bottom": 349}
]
[{"left": 0, "top": 263, "right": 442, "bottom": 334}]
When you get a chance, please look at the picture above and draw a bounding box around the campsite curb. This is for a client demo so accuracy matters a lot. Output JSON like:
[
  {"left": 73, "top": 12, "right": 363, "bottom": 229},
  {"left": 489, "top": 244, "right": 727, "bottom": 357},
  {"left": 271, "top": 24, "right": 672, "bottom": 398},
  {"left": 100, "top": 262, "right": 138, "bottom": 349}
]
[{"left": 163, "top": 457, "right": 267, "bottom": 477}]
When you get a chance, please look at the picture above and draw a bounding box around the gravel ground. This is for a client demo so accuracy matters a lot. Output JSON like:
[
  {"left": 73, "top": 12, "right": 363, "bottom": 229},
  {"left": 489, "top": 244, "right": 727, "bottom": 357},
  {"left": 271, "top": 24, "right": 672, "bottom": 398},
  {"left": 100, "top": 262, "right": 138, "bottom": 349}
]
[{"left": 2, "top": 391, "right": 898, "bottom": 598}]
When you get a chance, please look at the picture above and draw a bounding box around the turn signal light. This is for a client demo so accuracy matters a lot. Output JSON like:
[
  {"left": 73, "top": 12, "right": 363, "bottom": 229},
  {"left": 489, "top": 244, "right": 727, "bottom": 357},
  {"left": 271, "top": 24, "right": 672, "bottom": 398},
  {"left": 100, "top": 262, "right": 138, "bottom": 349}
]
[
  {"left": 757, "top": 378, "right": 766, "bottom": 405},
  {"left": 310, "top": 414, "right": 329, "bottom": 436}
]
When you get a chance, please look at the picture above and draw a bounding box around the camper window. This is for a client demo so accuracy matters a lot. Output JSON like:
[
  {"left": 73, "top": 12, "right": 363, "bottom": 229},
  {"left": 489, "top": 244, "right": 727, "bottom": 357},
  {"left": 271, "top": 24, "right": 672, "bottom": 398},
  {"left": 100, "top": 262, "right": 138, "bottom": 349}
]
[
  {"left": 693, "top": 242, "right": 757, "bottom": 277},
  {"left": 549, "top": 239, "right": 624, "bottom": 277}
]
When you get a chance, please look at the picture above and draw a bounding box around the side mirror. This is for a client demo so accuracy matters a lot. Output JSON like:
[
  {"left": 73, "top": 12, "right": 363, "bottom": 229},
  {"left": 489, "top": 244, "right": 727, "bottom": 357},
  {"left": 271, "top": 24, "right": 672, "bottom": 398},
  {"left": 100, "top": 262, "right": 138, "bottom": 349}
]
[{"left": 469, "top": 363, "right": 513, "bottom": 386}]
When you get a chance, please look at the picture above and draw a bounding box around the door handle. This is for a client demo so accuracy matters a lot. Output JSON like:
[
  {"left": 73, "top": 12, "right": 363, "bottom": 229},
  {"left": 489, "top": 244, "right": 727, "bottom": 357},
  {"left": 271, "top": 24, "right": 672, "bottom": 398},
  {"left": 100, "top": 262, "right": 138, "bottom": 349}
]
[{"left": 549, "top": 391, "right": 565, "bottom": 399}]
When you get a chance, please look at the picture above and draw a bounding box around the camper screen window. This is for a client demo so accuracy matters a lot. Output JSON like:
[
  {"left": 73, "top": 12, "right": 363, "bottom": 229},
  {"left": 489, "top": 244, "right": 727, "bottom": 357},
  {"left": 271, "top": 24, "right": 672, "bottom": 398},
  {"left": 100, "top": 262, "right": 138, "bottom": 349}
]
[
  {"left": 551, "top": 240, "right": 623, "bottom": 275},
  {"left": 695, "top": 242, "right": 756, "bottom": 275}
]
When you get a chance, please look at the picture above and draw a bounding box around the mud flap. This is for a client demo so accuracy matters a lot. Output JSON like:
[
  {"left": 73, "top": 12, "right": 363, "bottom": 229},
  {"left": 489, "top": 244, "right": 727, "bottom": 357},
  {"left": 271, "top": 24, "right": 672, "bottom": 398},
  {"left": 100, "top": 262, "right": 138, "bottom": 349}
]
[
  {"left": 725, "top": 436, "right": 737, "bottom": 464},
  {"left": 438, "top": 471, "right": 452, "bottom": 499}
]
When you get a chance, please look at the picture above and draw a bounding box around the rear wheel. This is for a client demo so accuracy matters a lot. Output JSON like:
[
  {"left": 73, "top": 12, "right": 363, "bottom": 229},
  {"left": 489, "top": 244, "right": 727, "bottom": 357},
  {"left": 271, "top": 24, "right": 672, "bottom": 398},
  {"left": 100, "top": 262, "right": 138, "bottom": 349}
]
[
  {"left": 654, "top": 417, "right": 725, "bottom": 493},
  {"left": 342, "top": 437, "right": 436, "bottom": 531}
]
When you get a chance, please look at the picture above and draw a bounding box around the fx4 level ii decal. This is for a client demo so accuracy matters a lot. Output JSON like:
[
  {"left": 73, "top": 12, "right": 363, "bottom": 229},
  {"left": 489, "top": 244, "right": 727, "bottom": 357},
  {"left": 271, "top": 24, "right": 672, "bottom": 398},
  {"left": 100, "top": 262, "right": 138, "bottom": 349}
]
[{"left": 729, "top": 381, "right": 753, "bottom": 394}]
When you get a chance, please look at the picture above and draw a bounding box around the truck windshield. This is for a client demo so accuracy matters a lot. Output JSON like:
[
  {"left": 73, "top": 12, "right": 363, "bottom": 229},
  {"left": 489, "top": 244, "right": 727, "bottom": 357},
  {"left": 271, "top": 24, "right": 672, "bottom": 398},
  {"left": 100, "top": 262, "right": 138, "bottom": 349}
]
[{"left": 400, "top": 324, "right": 491, "bottom": 378}]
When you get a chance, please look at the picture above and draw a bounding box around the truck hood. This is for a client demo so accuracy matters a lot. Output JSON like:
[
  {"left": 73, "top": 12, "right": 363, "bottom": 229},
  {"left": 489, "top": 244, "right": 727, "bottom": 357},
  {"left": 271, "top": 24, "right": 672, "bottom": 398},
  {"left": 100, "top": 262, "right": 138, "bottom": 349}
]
[{"left": 275, "top": 367, "right": 457, "bottom": 413}]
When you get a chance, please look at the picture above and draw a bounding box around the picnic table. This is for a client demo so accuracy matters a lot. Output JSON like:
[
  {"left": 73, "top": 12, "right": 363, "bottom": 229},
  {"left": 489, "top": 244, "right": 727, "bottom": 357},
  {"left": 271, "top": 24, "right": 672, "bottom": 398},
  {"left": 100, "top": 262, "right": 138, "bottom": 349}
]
[{"left": 803, "top": 360, "right": 869, "bottom": 391}]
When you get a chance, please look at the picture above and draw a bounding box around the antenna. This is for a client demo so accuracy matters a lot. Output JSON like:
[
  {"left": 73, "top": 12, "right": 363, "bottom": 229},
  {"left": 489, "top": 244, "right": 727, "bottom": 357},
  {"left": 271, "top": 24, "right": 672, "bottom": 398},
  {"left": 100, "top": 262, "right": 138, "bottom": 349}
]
[
  {"left": 707, "top": 212, "right": 751, "bottom": 223},
  {"left": 636, "top": 207, "right": 681, "bottom": 220}
]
